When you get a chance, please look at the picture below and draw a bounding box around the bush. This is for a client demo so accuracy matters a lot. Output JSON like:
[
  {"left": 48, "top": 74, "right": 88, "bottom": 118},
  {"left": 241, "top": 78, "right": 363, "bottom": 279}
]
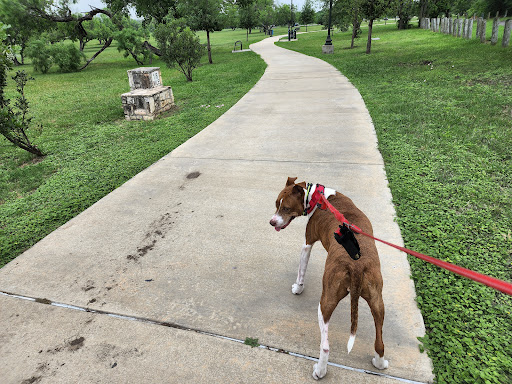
[
  {"left": 50, "top": 42, "right": 84, "bottom": 73},
  {"left": 154, "top": 18, "right": 205, "bottom": 82},
  {"left": 25, "top": 38, "right": 52, "bottom": 74}
]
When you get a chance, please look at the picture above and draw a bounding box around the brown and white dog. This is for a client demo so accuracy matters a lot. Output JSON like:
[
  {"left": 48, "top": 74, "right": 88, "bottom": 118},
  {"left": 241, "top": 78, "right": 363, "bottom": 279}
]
[{"left": 270, "top": 177, "right": 388, "bottom": 380}]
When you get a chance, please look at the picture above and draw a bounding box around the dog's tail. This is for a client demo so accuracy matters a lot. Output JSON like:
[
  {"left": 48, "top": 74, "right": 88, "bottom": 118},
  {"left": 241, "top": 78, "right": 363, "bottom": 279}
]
[{"left": 347, "top": 271, "right": 363, "bottom": 354}]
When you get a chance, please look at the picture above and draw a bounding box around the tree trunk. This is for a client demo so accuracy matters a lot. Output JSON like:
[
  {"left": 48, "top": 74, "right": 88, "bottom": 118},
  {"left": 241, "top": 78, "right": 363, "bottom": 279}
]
[
  {"left": 366, "top": 18, "right": 374, "bottom": 54},
  {"left": 351, "top": 8, "right": 359, "bottom": 49},
  {"left": 398, "top": 1, "right": 405, "bottom": 29},
  {"left": 207, "top": 30, "right": 212, "bottom": 64},
  {"left": 79, "top": 37, "right": 114, "bottom": 70},
  {"left": 12, "top": 56, "right": 22, "bottom": 66}
]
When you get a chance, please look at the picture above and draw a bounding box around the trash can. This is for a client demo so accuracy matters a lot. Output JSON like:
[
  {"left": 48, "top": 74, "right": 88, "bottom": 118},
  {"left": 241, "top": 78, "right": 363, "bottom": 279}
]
[{"left": 270, "top": 29, "right": 273, "bottom": 36}]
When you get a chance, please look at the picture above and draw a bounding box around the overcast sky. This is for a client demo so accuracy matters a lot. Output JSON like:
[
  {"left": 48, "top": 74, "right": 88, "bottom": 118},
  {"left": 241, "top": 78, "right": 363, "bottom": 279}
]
[{"left": 72, "top": 0, "right": 322, "bottom": 14}]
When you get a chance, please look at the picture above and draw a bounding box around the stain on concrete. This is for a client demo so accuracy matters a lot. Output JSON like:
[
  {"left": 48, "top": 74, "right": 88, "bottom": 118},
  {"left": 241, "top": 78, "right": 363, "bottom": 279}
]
[{"left": 127, "top": 212, "right": 176, "bottom": 262}]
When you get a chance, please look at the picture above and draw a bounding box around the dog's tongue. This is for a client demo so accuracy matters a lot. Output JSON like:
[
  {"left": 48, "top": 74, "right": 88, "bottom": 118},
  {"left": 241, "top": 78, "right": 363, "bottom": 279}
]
[{"left": 275, "top": 227, "right": 281, "bottom": 232}]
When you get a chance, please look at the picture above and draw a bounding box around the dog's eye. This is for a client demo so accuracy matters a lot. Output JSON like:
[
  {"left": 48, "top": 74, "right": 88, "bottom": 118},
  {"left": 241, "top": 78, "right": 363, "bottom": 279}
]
[{"left": 282, "top": 207, "right": 291, "bottom": 213}]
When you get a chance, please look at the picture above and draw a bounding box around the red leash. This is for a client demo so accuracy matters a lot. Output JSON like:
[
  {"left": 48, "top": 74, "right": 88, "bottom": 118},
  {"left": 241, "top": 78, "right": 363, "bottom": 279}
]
[{"left": 317, "top": 194, "right": 512, "bottom": 296}]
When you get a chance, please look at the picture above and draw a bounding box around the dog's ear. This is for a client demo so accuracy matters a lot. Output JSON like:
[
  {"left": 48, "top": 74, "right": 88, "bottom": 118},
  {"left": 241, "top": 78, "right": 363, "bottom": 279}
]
[
  {"left": 296, "top": 181, "right": 307, "bottom": 189},
  {"left": 292, "top": 184, "right": 305, "bottom": 196},
  {"left": 286, "top": 177, "right": 297, "bottom": 186}
]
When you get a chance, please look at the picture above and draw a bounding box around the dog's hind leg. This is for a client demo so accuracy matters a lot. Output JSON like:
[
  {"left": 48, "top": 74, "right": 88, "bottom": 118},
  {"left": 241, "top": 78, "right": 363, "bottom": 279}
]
[
  {"left": 364, "top": 286, "right": 388, "bottom": 370},
  {"left": 292, "top": 243, "right": 313, "bottom": 294},
  {"left": 313, "top": 268, "right": 349, "bottom": 380}
]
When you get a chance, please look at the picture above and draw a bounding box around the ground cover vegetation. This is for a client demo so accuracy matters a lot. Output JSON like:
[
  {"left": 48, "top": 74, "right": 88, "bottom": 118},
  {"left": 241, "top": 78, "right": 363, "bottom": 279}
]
[{"left": 277, "top": 20, "right": 511, "bottom": 384}]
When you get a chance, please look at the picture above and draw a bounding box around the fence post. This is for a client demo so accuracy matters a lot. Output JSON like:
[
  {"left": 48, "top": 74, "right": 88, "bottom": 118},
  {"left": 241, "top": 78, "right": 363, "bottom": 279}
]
[
  {"left": 491, "top": 12, "right": 500, "bottom": 45},
  {"left": 449, "top": 17, "right": 453, "bottom": 34},
  {"left": 467, "top": 18, "right": 474, "bottom": 39},
  {"left": 454, "top": 15, "right": 459, "bottom": 36},
  {"left": 503, "top": 19, "right": 512, "bottom": 47},
  {"left": 480, "top": 18, "right": 487, "bottom": 43}
]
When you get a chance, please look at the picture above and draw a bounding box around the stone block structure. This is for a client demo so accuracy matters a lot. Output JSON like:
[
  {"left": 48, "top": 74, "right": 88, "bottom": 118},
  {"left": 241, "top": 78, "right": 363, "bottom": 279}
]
[{"left": 121, "top": 67, "right": 174, "bottom": 121}]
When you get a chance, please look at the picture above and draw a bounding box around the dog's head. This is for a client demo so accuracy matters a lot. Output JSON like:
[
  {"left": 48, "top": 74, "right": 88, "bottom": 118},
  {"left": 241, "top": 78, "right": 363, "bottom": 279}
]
[{"left": 269, "top": 177, "right": 307, "bottom": 231}]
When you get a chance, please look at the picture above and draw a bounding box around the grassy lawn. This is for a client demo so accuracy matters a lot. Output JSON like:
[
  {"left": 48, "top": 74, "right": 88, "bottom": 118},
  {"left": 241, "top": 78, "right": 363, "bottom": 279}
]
[
  {"left": 0, "top": 28, "right": 268, "bottom": 267},
  {"left": 277, "top": 24, "right": 511, "bottom": 383}
]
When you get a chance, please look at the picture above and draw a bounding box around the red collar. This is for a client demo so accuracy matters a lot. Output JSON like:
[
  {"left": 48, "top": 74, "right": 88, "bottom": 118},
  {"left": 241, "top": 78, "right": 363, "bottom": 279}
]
[{"left": 304, "top": 184, "right": 325, "bottom": 215}]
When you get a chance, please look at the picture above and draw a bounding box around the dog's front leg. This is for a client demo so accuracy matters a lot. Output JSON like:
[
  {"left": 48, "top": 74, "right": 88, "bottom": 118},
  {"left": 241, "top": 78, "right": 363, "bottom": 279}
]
[{"left": 292, "top": 243, "right": 313, "bottom": 295}]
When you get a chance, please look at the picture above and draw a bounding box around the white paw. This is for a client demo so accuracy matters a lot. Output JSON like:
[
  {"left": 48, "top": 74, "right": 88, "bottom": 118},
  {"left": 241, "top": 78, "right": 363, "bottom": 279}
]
[
  {"left": 292, "top": 283, "right": 304, "bottom": 295},
  {"left": 312, "top": 363, "right": 327, "bottom": 380},
  {"left": 372, "top": 353, "right": 389, "bottom": 370}
]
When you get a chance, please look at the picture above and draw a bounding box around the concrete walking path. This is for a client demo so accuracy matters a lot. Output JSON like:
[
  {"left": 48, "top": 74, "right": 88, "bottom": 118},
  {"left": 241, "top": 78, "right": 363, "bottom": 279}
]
[{"left": 0, "top": 36, "right": 434, "bottom": 383}]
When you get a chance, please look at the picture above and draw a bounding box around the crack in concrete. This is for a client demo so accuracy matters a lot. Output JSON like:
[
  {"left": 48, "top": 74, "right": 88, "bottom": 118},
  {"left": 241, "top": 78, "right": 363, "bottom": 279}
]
[{"left": 1, "top": 290, "right": 427, "bottom": 384}]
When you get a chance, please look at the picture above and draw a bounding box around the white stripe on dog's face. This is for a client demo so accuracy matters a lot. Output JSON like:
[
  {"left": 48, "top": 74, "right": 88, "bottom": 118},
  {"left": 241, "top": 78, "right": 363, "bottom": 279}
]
[
  {"left": 270, "top": 186, "right": 304, "bottom": 231},
  {"left": 270, "top": 199, "right": 286, "bottom": 228}
]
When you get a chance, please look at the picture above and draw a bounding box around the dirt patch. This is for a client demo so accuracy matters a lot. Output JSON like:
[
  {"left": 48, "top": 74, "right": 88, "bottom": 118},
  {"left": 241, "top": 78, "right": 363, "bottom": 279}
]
[{"left": 68, "top": 336, "right": 85, "bottom": 351}]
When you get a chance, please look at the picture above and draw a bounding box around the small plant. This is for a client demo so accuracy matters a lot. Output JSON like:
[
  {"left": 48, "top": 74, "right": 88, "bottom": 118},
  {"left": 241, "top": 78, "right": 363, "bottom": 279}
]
[
  {"left": 154, "top": 18, "right": 205, "bottom": 82},
  {"left": 244, "top": 337, "right": 260, "bottom": 348}
]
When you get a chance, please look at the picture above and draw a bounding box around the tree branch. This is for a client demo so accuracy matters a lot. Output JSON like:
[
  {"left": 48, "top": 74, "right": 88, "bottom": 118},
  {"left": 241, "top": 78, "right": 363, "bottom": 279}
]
[{"left": 143, "top": 41, "right": 161, "bottom": 57}]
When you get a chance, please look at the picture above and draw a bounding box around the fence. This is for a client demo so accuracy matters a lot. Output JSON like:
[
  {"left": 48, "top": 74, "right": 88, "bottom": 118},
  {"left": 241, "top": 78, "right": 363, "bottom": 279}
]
[{"left": 420, "top": 13, "right": 512, "bottom": 47}]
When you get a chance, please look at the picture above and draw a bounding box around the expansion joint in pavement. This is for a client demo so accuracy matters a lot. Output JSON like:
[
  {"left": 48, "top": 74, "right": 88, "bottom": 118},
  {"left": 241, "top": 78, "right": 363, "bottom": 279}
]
[
  {"left": 168, "top": 155, "right": 384, "bottom": 166},
  {"left": 1, "top": 290, "right": 427, "bottom": 384}
]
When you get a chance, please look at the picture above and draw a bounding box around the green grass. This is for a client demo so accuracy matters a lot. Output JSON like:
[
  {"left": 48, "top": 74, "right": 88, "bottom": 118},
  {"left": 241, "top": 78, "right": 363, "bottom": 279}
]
[
  {"left": 0, "top": 29, "right": 267, "bottom": 267},
  {"left": 277, "top": 24, "right": 512, "bottom": 384}
]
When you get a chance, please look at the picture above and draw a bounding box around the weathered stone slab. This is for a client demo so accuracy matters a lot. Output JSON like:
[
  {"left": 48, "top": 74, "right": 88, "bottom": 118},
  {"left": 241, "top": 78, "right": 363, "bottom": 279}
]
[
  {"left": 503, "top": 19, "right": 512, "bottom": 47},
  {"left": 322, "top": 44, "right": 334, "bottom": 54},
  {"left": 127, "top": 67, "right": 163, "bottom": 91},
  {"left": 121, "top": 86, "right": 174, "bottom": 121}
]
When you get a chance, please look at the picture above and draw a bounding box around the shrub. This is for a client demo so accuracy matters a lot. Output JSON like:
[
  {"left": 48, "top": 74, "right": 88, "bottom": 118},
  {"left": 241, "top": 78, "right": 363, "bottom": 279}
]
[
  {"left": 25, "top": 38, "right": 52, "bottom": 74},
  {"left": 154, "top": 18, "right": 205, "bottom": 82},
  {"left": 49, "top": 42, "right": 84, "bottom": 73}
]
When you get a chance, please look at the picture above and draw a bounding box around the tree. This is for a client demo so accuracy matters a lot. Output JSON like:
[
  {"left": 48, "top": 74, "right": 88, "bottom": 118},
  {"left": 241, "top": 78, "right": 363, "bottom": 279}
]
[
  {"left": 258, "top": 0, "right": 276, "bottom": 35},
  {"left": 300, "top": 0, "right": 315, "bottom": 31},
  {"left": 154, "top": 18, "right": 205, "bottom": 81},
  {"left": 319, "top": 0, "right": 352, "bottom": 31},
  {"left": 0, "top": 25, "right": 44, "bottom": 156},
  {"left": 275, "top": 3, "right": 289, "bottom": 25},
  {"left": 396, "top": 0, "right": 417, "bottom": 29},
  {"left": 0, "top": 0, "right": 50, "bottom": 65},
  {"left": 21, "top": 0, "right": 124, "bottom": 69},
  {"left": 238, "top": 0, "right": 259, "bottom": 40},
  {"left": 361, "top": 0, "right": 392, "bottom": 54},
  {"left": 113, "top": 19, "right": 151, "bottom": 65},
  {"left": 349, "top": 0, "right": 363, "bottom": 48},
  {"left": 222, "top": 2, "right": 239, "bottom": 30},
  {"left": 179, "top": 0, "right": 224, "bottom": 64},
  {"left": 106, "top": 0, "right": 179, "bottom": 24}
]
